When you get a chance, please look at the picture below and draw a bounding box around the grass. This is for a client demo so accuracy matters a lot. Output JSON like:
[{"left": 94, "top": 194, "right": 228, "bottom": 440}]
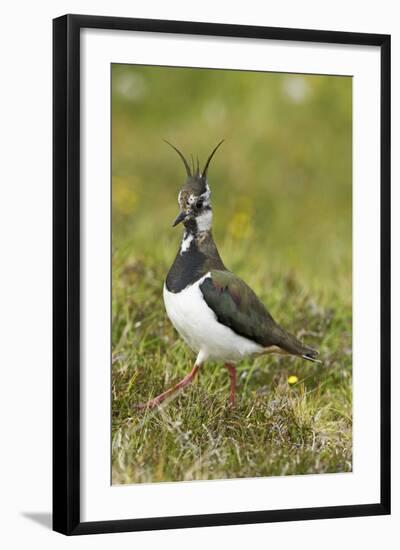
[
  {"left": 112, "top": 251, "right": 352, "bottom": 484},
  {"left": 111, "top": 65, "right": 352, "bottom": 484}
]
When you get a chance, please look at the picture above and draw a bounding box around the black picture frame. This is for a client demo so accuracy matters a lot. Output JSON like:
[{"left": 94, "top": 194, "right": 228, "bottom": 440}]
[{"left": 53, "top": 14, "right": 391, "bottom": 536}]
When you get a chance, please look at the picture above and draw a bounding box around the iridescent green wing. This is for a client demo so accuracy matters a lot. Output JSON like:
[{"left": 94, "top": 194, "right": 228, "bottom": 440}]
[{"left": 200, "top": 269, "right": 280, "bottom": 348}]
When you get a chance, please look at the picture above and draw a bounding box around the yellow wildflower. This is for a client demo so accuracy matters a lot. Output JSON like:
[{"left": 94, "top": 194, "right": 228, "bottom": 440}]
[
  {"left": 112, "top": 176, "right": 138, "bottom": 215},
  {"left": 227, "top": 196, "right": 255, "bottom": 240}
]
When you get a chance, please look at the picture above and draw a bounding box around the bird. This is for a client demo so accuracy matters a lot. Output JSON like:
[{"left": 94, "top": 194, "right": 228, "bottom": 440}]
[{"left": 141, "top": 141, "right": 320, "bottom": 409}]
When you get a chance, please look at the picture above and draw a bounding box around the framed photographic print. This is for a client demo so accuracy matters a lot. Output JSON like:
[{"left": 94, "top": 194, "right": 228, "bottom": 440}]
[{"left": 53, "top": 14, "right": 391, "bottom": 535}]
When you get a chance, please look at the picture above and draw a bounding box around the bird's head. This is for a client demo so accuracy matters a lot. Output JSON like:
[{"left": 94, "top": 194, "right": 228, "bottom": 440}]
[{"left": 164, "top": 140, "right": 224, "bottom": 232}]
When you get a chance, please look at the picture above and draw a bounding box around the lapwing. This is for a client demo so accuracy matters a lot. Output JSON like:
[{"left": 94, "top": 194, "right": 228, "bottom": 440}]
[{"left": 142, "top": 141, "right": 320, "bottom": 409}]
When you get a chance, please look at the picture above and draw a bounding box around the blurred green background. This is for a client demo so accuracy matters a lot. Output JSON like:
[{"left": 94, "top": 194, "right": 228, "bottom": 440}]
[
  {"left": 111, "top": 64, "right": 352, "bottom": 484},
  {"left": 112, "top": 64, "right": 352, "bottom": 298}
]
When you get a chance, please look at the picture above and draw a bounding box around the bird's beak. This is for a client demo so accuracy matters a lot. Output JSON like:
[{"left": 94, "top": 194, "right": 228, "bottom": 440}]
[{"left": 172, "top": 211, "right": 187, "bottom": 227}]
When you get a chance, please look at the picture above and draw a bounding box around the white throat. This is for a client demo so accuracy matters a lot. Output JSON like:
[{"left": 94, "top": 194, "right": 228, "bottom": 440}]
[
  {"left": 180, "top": 232, "right": 194, "bottom": 255},
  {"left": 196, "top": 209, "right": 213, "bottom": 232}
]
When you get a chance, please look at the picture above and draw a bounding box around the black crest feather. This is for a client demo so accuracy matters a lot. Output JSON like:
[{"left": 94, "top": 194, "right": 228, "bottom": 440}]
[
  {"left": 163, "top": 140, "right": 191, "bottom": 177},
  {"left": 202, "top": 140, "right": 224, "bottom": 179}
]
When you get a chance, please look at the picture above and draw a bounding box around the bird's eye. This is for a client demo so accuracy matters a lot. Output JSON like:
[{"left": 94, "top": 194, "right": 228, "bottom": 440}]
[{"left": 196, "top": 200, "right": 203, "bottom": 209}]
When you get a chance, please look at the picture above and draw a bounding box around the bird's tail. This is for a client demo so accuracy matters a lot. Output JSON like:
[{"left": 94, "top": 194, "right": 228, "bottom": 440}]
[
  {"left": 274, "top": 326, "right": 322, "bottom": 364},
  {"left": 301, "top": 348, "right": 322, "bottom": 364}
]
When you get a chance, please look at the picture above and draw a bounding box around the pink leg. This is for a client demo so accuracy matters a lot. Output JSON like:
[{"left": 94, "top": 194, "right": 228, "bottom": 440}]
[
  {"left": 225, "top": 363, "right": 237, "bottom": 407},
  {"left": 138, "top": 364, "right": 200, "bottom": 409}
]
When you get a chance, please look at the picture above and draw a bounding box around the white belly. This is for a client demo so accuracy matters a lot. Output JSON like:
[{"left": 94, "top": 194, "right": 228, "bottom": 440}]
[{"left": 163, "top": 273, "right": 264, "bottom": 363}]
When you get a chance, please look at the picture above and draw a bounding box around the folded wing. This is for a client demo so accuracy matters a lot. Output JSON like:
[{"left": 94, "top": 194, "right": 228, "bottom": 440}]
[{"left": 200, "top": 270, "right": 319, "bottom": 360}]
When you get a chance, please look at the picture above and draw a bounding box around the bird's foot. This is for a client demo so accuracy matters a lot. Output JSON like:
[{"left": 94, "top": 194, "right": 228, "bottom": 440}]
[
  {"left": 225, "top": 363, "right": 237, "bottom": 409},
  {"left": 133, "top": 398, "right": 162, "bottom": 411},
  {"left": 134, "top": 363, "right": 200, "bottom": 411}
]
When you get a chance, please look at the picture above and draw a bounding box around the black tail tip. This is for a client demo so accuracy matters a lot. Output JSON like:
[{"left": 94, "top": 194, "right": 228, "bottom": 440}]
[{"left": 302, "top": 349, "right": 322, "bottom": 364}]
